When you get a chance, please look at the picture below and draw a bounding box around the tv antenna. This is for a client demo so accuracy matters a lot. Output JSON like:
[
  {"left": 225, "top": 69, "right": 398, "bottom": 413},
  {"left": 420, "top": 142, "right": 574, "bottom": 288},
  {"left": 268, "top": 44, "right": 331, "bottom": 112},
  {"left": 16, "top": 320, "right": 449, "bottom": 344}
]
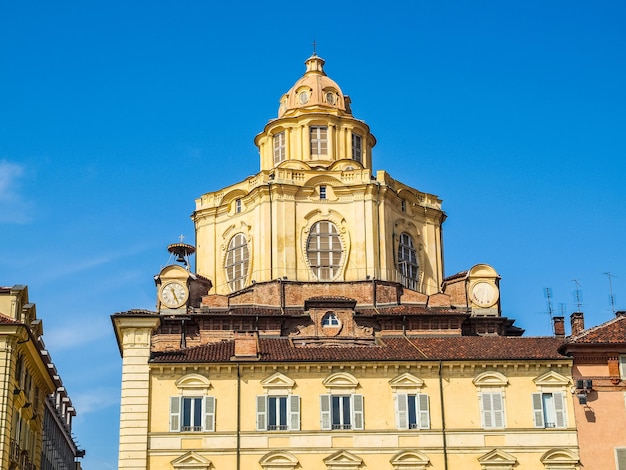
[
  {"left": 572, "top": 279, "right": 583, "bottom": 311},
  {"left": 604, "top": 272, "right": 617, "bottom": 315},
  {"left": 544, "top": 287, "right": 554, "bottom": 319}
]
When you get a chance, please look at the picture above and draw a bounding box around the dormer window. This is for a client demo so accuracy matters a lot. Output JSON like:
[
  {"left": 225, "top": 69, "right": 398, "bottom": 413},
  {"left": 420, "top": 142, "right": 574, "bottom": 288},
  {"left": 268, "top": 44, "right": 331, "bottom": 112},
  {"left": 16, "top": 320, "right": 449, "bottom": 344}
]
[
  {"left": 322, "top": 312, "right": 340, "bottom": 327},
  {"left": 273, "top": 132, "right": 285, "bottom": 165},
  {"left": 310, "top": 126, "right": 328, "bottom": 158},
  {"left": 235, "top": 198, "right": 242, "bottom": 213},
  {"left": 351, "top": 133, "right": 362, "bottom": 163}
]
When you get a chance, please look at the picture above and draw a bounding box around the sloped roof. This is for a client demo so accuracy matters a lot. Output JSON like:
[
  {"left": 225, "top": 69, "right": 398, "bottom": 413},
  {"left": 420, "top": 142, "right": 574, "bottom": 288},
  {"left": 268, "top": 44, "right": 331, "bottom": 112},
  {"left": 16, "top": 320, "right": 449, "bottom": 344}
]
[
  {"left": 151, "top": 336, "right": 566, "bottom": 364},
  {"left": 564, "top": 314, "right": 626, "bottom": 344}
]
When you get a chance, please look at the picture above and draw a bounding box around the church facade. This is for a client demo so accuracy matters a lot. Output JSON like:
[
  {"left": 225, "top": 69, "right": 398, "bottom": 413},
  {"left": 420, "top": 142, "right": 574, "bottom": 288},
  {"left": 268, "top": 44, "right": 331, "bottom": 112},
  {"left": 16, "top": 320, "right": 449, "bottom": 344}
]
[{"left": 113, "top": 54, "right": 580, "bottom": 470}]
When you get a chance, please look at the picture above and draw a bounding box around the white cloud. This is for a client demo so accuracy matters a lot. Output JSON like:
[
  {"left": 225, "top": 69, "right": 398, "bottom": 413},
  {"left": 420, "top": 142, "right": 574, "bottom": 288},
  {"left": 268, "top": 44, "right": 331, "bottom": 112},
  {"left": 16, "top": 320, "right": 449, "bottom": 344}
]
[
  {"left": 71, "top": 386, "right": 120, "bottom": 415},
  {"left": 0, "top": 160, "right": 32, "bottom": 223},
  {"left": 43, "top": 315, "right": 112, "bottom": 351}
]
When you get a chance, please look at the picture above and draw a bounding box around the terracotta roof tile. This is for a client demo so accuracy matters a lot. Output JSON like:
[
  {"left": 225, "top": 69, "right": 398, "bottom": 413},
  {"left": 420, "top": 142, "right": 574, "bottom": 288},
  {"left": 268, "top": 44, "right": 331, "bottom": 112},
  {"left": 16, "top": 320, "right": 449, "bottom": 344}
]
[
  {"left": 151, "top": 336, "right": 566, "bottom": 363},
  {"left": 565, "top": 314, "right": 626, "bottom": 344},
  {"left": 0, "top": 314, "right": 19, "bottom": 324}
]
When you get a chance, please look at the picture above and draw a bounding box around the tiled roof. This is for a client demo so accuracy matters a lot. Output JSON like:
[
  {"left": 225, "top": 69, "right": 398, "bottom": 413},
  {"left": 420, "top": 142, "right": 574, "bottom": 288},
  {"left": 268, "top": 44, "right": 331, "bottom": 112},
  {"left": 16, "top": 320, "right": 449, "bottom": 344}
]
[
  {"left": 357, "top": 306, "right": 463, "bottom": 316},
  {"left": 0, "top": 314, "right": 19, "bottom": 324},
  {"left": 151, "top": 336, "right": 566, "bottom": 363},
  {"left": 564, "top": 314, "right": 626, "bottom": 344}
]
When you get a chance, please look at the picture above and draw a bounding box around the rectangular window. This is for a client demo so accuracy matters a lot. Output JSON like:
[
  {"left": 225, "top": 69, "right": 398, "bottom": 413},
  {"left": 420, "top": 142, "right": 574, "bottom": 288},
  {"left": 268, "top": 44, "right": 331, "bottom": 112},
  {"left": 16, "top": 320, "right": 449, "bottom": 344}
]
[
  {"left": 320, "top": 185, "right": 327, "bottom": 200},
  {"left": 616, "top": 448, "right": 626, "bottom": 470},
  {"left": 395, "top": 393, "right": 430, "bottom": 430},
  {"left": 480, "top": 392, "right": 505, "bottom": 429},
  {"left": 320, "top": 394, "right": 363, "bottom": 430},
  {"left": 310, "top": 126, "right": 328, "bottom": 157},
  {"left": 352, "top": 133, "right": 362, "bottom": 162},
  {"left": 170, "top": 396, "right": 215, "bottom": 432},
  {"left": 532, "top": 392, "right": 566, "bottom": 428},
  {"left": 620, "top": 355, "right": 626, "bottom": 379},
  {"left": 257, "top": 395, "right": 300, "bottom": 431},
  {"left": 273, "top": 132, "right": 285, "bottom": 165},
  {"left": 235, "top": 198, "right": 242, "bottom": 213}
]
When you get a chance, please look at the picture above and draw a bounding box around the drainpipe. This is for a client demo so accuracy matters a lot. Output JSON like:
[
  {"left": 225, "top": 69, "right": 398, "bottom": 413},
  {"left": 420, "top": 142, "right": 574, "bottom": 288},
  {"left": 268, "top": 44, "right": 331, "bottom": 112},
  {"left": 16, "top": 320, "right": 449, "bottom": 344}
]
[
  {"left": 237, "top": 363, "right": 241, "bottom": 470},
  {"left": 439, "top": 360, "right": 448, "bottom": 470}
]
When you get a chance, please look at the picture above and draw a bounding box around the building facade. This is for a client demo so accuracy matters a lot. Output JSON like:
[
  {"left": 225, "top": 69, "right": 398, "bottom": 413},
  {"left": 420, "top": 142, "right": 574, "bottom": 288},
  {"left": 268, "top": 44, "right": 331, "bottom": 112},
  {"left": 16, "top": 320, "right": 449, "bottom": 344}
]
[
  {"left": 113, "top": 54, "right": 580, "bottom": 470},
  {"left": 0, "top": 285, "right": 84, "bottom": 470},
  {"left": 560, "top": 311, "right": 626, "bottom": 469}
]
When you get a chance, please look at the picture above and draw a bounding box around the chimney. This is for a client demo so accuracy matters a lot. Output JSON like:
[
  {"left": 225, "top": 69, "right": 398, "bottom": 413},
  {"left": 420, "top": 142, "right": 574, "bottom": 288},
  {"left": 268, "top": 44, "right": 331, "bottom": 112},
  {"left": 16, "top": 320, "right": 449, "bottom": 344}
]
[
  {"left": 616, "top": 311, "right": 626, "bottom": 317},
  {"left": 553, "top": 316, "right": 565, "bottom": 337},
  {"left": 570, "top": 312, "right": 585, "bottom": 336},
  {"left": 232, "top": 331, "right": 258, "bottom": 360}
]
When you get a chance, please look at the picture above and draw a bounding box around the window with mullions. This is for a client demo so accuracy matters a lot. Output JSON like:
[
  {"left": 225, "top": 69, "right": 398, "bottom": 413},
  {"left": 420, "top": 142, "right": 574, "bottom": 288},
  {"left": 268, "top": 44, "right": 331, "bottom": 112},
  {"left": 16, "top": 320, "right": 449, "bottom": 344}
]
[
  {"left": 320, "top": 394, "right": 363, "bottom": 430},
  {"left": 274, "top": 132, "right": 285, "bottom": 165},
  {"left": 397, "top": 233, "right": 419, "bottom": 290},
  {"left": 256, "top": 395, "right": 300, "bottom": 431},
  {"left": 322, "top": 312, "right": 340, "bottom": 327},
  {"left": 351, "top": 133, "right": 362, "bottom": 162},
  {"left": 395, "top": 393, "right": 430, "bottom": 430},
  {"left": 532, "top": 392, "right": 567, "bottom": 428},
  {"left": 170, "top": 396, "right": 215, "bottom": 432},
  {"left": 306, "top": 221, "right": 343, "bottom": 281},
  {"left": 310, "top": 126, "right": 328, "bottom": 157},
  {"left": 225, "top": 233, "right": 249, "bottom": 291}
]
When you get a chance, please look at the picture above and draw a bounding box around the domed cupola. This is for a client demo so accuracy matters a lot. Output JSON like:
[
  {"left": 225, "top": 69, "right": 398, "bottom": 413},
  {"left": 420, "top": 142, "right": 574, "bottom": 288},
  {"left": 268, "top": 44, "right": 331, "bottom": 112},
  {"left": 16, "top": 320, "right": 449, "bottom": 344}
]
[
  {"left": 278, "top": 54, "right": 352, "bottom": 118},
  {"left": 255, "top": 54, "right": 376, "bottom": 172}
]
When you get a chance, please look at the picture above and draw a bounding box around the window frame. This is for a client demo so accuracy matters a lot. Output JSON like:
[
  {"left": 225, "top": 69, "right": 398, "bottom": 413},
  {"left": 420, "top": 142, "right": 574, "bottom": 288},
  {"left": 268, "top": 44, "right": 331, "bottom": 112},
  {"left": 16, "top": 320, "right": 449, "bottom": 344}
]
[
  {"left": 319, "top": 185, "right": 327, "bottom": 200},
  {"left": 256, "top": 394, "right": 300, "bottom": 431},
  {"left": 310, "top": 126, "right": 328, "bottom": 157},
  {"left": 395, "top": 393, "right": 430, "bottom": 430},
  {"left": 351, "top": 133, "right": 362, "bottom": 163},
  {"left": 397, "top": 233, "right": 419, "bottom": 290},
  {"left": 306, "top": 221, "right": 343, "bottom": 281},
  {"left": 532, "top": 391, "right": 567, "bottom": 428},
  {"left": 170, "top": 396, "right": 215, "bottom": 433},
  {"left": 273, "top": 131, "right": 286, "bottom": 165},
  {"left": 320, "top": 394, "right": 364, "bottom": 431},
  {"left": 225, "top": 233, "right": 249, "bottom": 291},
  {"left": 322, "top": 312, "right": 340, "bottom": 327},
  {"left": 480, "top": 391, "right": 505, "bottom": 429}
]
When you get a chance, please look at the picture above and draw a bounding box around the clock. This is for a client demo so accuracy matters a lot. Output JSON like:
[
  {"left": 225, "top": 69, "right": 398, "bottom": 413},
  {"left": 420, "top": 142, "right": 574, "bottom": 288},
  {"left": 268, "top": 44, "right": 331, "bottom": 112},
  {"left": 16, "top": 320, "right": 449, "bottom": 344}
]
[
  {"left": 160, "top": 281, "right": 188, "bottom": 308},
  {"left": 471, "top": 281, "right": 498, "bottom": 308}
]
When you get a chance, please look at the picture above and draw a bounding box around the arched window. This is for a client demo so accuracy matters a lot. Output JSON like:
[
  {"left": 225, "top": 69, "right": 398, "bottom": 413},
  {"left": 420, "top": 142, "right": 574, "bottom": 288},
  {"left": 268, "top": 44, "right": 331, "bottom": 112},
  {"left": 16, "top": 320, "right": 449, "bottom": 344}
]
[
  {"left": 225, "top": 233, "right": 249, "bottom": 291},
  {"left": 307, "top": 221, "right": 343, "bottom": 281},
  {"left": 322, "top": 312, "right": 340, "bottom": 327},
  {"left": 397, "top": 233, "right": 418, "bottom": 290}
]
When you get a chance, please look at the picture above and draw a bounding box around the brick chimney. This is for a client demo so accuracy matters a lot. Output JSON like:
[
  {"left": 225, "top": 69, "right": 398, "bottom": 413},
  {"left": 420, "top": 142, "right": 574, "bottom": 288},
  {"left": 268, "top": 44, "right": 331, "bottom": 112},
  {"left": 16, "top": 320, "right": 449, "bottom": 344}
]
[
  {"left": 570, "top": 312, "right": 585, "bottom": 336},
  {"left": 553, "top": 316, "right": 565, "bottom": 337},
  {"left": 233, "top": 331, "right": 258, "bottom": 359}
]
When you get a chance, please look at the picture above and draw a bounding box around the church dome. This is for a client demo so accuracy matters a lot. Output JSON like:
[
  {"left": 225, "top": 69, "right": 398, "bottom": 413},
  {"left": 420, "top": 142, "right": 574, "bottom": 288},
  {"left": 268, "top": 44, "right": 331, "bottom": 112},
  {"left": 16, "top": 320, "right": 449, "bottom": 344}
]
[{"left": 278, "top": 54, "right": 352, "bottom": 118}]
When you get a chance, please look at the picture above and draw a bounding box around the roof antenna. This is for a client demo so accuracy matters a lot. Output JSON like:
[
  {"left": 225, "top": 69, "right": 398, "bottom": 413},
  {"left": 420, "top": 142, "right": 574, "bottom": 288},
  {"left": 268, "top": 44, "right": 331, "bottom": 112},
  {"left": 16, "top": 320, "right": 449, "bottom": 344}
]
[
  {"left": 604, "top": 272, "right": 617, "bottom": 315},
  {"left": 544, "top": 287, "right": 554, "bottom": 320},
  {"left": 572, "top": 279, "right": 583, "bottom": 312}
]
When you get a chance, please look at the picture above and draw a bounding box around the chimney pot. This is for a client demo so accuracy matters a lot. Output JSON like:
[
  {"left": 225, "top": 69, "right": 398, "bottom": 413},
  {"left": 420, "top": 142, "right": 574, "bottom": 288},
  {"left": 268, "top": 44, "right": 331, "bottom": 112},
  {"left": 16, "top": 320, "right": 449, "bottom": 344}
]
[
  {"left": 570, "top": 312, "right": 585, "bottom": 336},
  {"left": 553, "top": 316, "right": 565, "bottom": 337}
]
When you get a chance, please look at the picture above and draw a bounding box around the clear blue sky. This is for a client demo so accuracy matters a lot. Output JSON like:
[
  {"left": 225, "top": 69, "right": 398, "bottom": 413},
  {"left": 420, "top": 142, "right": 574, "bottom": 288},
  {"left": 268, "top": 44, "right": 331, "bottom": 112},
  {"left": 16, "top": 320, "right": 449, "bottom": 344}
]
[{"left": 1, "top": 1, "right": 625, "bottom": 468}]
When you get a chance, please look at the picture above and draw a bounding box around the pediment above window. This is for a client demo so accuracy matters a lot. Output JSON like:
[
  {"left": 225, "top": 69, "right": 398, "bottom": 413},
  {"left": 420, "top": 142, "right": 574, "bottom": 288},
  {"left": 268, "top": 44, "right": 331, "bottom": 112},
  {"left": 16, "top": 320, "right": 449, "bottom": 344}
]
[
  {"left": 390, "top": 450, "right": 430, "bottom": 470},
  {"left": 478, "top": 448, "right": 517, "bottom": 469},
  {"left": 171, "top": 451, "right": 212, "bottom": 470},
  {"left": 540, "top": 448, "right": 579, "bottom": 469},
  {"left": 389, "top": 373, "right": 425, "bottom": 391},
  {"left": 261, "top": 372, "right": 296, "bottom": 394},
  {"left": 259, "top": 450, "right": 299, "bottom": 470},
  {"left": 175, "top": 374, "right": 211, "bottom": 394},
  {"left": 533, "top": 371, "right": 571, "bottom": 390},
  {"left": 324, "top": 450, "right": 363, "bottom": 470},
  {"left": 323, "top": 372, "right": 359, "bottom": 393},
  {"left": 473, "top": 371, "right": 508, "bottom": 387}
]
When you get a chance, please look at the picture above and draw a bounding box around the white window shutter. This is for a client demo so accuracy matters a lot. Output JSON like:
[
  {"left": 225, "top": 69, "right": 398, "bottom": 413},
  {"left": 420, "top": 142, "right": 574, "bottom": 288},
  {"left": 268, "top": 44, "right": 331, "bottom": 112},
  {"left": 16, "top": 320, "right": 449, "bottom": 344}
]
[
  {"left": 554, "top": 392, "right": 567, "bottom": 428},
  {"left": 532, "top": 392, "right": 544, "bottom": 428},
  {"left": 493, "top": 392, "right": 504, "bottom": 428},
  {"left": 418, "top": 394, "right": 430, "bottom": 430},
  {"left": 289, "top": 395, "right": 300, "bottom": 431},
  {"left": 170, "top": 396, "right": 181, "bottom": 432},
  {"left": 320, "top": 394, "right": 331, "bottom": 430},
  {"left": 620, "top": 356, "right": 626, "bottom": 378},
  {"left": 616, "top": 448, "right": 626, "bottom": 470},
  {"left": 395, "top": 394, "right": 408, "bottom": 430},
  {"left": 352, "top": 394, "right": 364, "bottom": 430},
  {"left": 204, "top": 396, "right": 215, "bottom": 432},
  {"left": 256, "top": 395, "right": 267, "bottom": 431},
  {"left": 481, "top": 393, "right": 492, "bottom": 428}
]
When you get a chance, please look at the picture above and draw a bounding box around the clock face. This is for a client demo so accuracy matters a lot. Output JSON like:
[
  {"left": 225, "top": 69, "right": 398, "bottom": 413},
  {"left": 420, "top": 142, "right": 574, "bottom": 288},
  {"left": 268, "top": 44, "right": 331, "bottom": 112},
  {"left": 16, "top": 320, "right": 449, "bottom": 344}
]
[
  {"left": 471, "top": 282, "right": 498, "bottom": 308},
  {"left": 160, "top": 281, "right": 188, "bottom": 308}
]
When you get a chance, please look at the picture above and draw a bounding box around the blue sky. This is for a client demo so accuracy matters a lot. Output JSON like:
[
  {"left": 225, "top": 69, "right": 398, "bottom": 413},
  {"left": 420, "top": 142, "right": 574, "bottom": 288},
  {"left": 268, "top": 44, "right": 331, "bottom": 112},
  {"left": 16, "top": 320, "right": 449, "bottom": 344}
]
[{"left": 1, "top": 1, "right": 625, "bottom": 468}]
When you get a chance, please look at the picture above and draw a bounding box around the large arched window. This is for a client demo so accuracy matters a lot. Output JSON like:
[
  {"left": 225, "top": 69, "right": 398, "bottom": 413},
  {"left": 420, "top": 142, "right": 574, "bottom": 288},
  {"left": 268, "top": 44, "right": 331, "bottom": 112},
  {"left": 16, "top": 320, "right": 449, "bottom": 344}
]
[
  {"left": 307, "top": 221, "right": 343, "bottom": 280},
  {"left": 397, "top": 233, "right": 418, "bottom": 290},
  {"left": 225, "top": 233, "right": 249, "bottom": 291}
]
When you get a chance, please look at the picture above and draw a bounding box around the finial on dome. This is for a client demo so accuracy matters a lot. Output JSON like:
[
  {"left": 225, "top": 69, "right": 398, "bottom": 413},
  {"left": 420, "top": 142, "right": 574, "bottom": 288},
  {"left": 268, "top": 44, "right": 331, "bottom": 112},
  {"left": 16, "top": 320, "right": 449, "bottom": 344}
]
[{"left": 312, "top": 38, "right": 317, "bottom": 56}]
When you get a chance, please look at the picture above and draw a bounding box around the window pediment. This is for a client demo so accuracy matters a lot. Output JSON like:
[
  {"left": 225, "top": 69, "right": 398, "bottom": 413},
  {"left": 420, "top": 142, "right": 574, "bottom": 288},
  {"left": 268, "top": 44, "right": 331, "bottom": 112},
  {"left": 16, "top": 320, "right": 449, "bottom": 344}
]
[
  {"left": 324, "top": 450, "right": 363, "bottom": 470},
  {"left": 323, "top": 372, "right": 359, "bottom": 393},
  {"left": 533, "top": 371, "right": 570, "bottom": 390},
  {"left": 478, "top": 448, "right": 517, "bottom": 469},
  {"left": 473, "top": 371, "right": 508, "bottom": 387},
  {"left": 389, "top": 373, "right": 425, "bottom": 391},
  {"left": 259, "top": 450, "right": 299, "bottom": 470},
  {"left": 175, "top": 374, "right": 211, "bottom": 394},
  {"left": 540, "top": 448, "right": 579, "bottom": 467},
  {"left": 261, "top": 372, "right": 295, "bottom": 394},
  {"left": 390, "top": 450, "right": 430, "bottom": 470},
  {"left": 171, "top": 451, "right": 212, "bottom": 470}
]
